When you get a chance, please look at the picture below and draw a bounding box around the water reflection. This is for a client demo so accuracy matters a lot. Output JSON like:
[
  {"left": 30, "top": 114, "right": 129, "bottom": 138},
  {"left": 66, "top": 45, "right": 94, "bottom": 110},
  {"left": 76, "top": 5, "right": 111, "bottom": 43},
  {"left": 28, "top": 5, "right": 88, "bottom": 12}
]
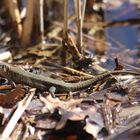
[{"left": 104, "top": 0, "right": 140, "bottom": 65}]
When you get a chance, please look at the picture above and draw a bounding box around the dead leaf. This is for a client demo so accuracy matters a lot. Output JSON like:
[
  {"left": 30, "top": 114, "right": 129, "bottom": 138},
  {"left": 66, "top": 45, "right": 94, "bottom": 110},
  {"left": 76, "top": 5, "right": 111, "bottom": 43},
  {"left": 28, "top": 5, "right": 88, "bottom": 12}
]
[
  {"left": 39, "top": 94, "right": 104, "bottom": 135},
  {"left": 0, "top": 85, "right": 25, "bottom": 108}
]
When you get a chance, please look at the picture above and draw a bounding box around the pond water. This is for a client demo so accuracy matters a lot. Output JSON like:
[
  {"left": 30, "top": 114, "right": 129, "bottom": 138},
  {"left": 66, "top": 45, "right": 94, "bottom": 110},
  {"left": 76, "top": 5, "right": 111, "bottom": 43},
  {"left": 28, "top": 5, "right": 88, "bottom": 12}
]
[{"left": 104, "top": 0, "right": 140, "bottom": 66}]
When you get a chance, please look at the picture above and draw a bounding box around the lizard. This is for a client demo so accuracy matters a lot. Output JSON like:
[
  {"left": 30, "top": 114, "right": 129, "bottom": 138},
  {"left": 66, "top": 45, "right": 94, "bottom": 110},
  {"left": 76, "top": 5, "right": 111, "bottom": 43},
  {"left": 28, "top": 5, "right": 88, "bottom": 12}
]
[{"left": 0, "top": 61, "right": 139, "bottom": 93}]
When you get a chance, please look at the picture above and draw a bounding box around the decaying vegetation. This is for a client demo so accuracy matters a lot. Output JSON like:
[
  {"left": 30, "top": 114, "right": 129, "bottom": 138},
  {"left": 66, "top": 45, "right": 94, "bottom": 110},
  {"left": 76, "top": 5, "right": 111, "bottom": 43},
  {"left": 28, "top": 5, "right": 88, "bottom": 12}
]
[{"left": 0, "top": 0, "right": 140, "bottom": 139}]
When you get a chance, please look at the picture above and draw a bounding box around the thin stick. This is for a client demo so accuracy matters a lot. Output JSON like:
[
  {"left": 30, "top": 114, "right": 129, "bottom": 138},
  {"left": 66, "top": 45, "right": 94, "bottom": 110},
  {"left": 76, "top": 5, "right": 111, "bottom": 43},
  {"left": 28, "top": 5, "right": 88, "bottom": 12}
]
[
  {"left": 77, "top": 0, "right": 83, "bottom": 53},
  {"left": 62, "top": 0, "right": 69, "bottom": 66},
  {"left": 63, "top": 0, "right": 68, "bottom": 39},
  {"left": 82, "top": 0, "right": 86, "bottom": 24},
  {"left": 40, "top": 0, "right": 45, "bottom": 43}
]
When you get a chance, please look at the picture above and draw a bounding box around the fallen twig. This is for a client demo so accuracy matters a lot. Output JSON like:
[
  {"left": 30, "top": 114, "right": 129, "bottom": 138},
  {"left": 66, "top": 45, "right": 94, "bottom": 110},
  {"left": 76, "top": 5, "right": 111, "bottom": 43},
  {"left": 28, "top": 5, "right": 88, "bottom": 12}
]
[{"left": 1, "top": 91, "right": 35, "bottom": 139}]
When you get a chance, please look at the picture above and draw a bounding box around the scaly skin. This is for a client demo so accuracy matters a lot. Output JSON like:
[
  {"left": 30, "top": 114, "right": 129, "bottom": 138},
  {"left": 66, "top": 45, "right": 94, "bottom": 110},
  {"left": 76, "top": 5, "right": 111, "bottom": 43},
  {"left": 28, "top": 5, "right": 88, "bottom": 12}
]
[{"left": 0, "top": 61, "right": 139, "bottom": 92}]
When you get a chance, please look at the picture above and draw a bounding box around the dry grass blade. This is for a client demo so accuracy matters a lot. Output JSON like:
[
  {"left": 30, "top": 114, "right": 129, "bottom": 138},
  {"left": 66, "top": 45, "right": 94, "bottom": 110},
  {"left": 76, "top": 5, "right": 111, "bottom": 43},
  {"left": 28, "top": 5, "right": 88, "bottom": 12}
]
[
  {"left": 61, "top": 0, "right": 69, "bottom": 66},
  {"left": 40, "top": 0, "right": 45, "bottom": 43},
  {"left": 21, "top": 0, "right": 36, "bottom": 47},
  {"left": 1, "top": 91, "right": 35, "bottom": 139},
  {"left": 81, "top": 0, "right": 86, "bottom": 25},
  {"left": 44, "top": 60, "right": 94, "bottom": 77},
  {"left": 77, "top": 0, "right": 83, "bottom": 53},
  {"left": 5, "top": 0, "right": 22, "bottom": 37}
]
